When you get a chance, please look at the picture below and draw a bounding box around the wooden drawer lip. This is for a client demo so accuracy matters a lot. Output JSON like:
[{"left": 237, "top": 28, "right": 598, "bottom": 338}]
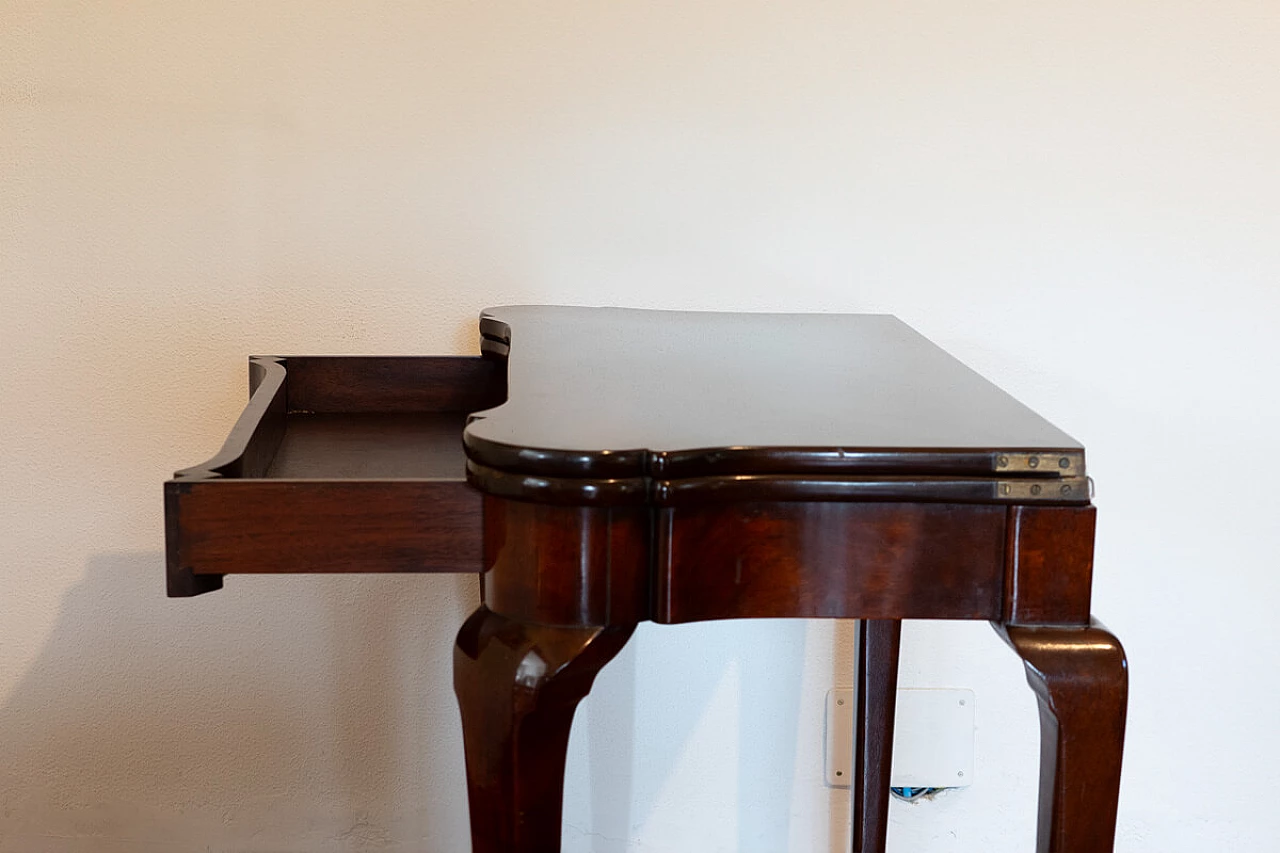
[
  {"left": 283, "top": 355, "right": 505, "bottom": 414},
  {"left": 174, "top": 356, "right": 287, "bottom": 481},
  {"left": 166, "top": 356, "right": 500, "bottom": 596}
]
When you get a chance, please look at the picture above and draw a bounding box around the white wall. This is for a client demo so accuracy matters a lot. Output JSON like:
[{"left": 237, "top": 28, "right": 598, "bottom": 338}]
[{"left": 3, "top": 2, "right": 1278, "bottom": 850}]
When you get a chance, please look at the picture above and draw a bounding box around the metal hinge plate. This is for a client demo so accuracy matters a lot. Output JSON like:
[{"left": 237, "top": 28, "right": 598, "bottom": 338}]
[
  {"left": 995, "top": 451, "right": 1085, "bottom": 477},
  {"left": 997, "top": 476, "right": 1090, "bottom": 501}
]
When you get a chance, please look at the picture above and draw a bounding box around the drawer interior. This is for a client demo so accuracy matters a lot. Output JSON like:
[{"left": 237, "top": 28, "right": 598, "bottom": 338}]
[
  {"left": 165, "top": 355, "right": 504, "bottom": 596},
  {"left": 266, "top": 412, "right": 470, "bottom": 479}
]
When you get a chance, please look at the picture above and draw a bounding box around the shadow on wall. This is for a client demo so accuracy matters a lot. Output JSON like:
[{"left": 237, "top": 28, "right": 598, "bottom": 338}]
[
  {"left": 0, "top": 553, "right": 479, "bottom": 852},
  {"left": 1, "top": 554, "right": 840, "bottom": 853}
]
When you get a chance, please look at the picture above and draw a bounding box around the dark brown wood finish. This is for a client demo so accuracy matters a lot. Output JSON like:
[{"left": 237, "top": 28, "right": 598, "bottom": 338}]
[
  {"left": 655, "top": 473, "right": 1090, "bottom": 506},
  {"left": 996, "top": 622, "right": 1128, "bottom": 853},
  {"left": 173, "top": 356, "right": 288, "bottom": 481},
  {"left": 656, "top": 502, "right": 1006, "bottom": 623},
  {"left": 465, "top": 459, "right": 649, "bottom": 507},
  {"left": 167, "top": 356, "right": 287, "bottom": 595},
  {"left": 170, "top": 480, "right": 481, "bottom": 577},
  {"left": 481, "top": 495, "right": 651, "bottom": 627},
  {"left": 1004, "top": 505, "right": 1097, "bottom": 626},
  {"left": 854, "top": 620, "right": 901, "bottom": 853},
  {"left": 165, "top": 307, "right": 1126, "bottom": 853},
  {"left": 454, "top": 607, "right": 635, "bottom": 853},
  {"left": 466, "top": 306, "right": 1085, "bottom": 489},
  {"left": 285, "top": 355, "right": 505, "bottom": 414},
  {"left": 447, "top": 496, "right": 649, "bottom": 852},
  {"left": 165, "top": 484, "right": 222, "bottom": 597},
  {"left": 165, "top": 356, "right": 502, "bottom": 595},
  {"left": 453, "top": 307, "right": 1122, "bottom": 851}
]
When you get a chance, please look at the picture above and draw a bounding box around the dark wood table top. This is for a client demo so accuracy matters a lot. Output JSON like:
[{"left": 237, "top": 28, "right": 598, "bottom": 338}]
[{"left": 464, "top": 306, "right": 1087, "bottom": 505}]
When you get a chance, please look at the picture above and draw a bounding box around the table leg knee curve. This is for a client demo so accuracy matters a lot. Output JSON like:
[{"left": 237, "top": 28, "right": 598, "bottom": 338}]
[
  {"left": 453, "top": 607, "right": 635, "bottom": 853},
  {"left": 995, "top": 620, "right": 1128, "bottom": 853}
]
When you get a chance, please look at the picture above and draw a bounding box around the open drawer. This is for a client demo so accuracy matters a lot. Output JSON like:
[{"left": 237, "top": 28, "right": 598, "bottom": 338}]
[{"left": 165, "top": 356, "right": 505, "bottom": 596}]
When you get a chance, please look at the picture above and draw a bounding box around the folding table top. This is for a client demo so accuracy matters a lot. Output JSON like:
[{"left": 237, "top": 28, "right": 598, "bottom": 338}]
[{"left": 464, "top": 306, "right": 1087, "bottom": 505}]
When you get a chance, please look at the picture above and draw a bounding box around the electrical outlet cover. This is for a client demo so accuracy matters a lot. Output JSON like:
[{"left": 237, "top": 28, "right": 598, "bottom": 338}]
[{"left": 825, "top": 688, "right": 975, "bottom": 789}]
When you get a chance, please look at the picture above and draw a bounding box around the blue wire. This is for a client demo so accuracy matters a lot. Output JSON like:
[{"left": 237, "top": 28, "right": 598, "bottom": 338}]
[{"left": 891, "top": 786, "right": 941, "bottom": 802}]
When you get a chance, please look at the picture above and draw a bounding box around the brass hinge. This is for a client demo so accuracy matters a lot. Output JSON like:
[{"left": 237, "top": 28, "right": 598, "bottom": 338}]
[
  {"left": 995, "top": 451, "right": 1085, "bottom": 477},
  {"left": 997, "top": 476, "right": 1090, "bottom": 501}
]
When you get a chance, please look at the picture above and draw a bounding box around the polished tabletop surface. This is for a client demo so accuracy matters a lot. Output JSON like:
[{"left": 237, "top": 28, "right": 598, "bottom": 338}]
[{"left": 464, "top": 306, "right": 1083, "bottom": 481}]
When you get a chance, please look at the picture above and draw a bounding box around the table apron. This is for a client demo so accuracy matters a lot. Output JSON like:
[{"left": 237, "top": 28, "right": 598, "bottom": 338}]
[{"left": 656, "top": 501, "right": 1008, "bottom": 623}]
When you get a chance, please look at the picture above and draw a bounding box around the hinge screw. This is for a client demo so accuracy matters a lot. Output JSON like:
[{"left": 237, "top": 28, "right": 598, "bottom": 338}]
[
  {"left": 1059, "top": 457, "right": 1071, "bottom": 468},
  {"left": 997, "top": 455, "right": 1009, "bottom": 467},
  {"left": 1028, "top": 456, "right": 1040, "bottom": 468}
]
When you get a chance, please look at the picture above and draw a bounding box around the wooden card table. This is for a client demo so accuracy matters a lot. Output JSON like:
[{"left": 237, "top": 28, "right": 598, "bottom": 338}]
[{"left": 166, "top": 306, "right": 1127, "bottom": 853}]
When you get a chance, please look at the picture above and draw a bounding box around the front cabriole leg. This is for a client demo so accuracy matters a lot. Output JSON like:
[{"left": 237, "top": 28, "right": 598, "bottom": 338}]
[
  {"left": 995, "top": 621, "right": 1128, "bottom": 853},
  {"left": 455, "top": 496, "right": 650, "bottom": 853},
  {"left": 454, "top": 607, "right": 634, "bottom": 853}
]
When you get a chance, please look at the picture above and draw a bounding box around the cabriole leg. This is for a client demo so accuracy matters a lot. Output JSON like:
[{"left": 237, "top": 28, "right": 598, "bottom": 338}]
[
  {"left": 996, "top": 620, "right": 1128, "bottom": 853},
  {"left": 453, "top": 606, "right": 634, "bottom": 853}
]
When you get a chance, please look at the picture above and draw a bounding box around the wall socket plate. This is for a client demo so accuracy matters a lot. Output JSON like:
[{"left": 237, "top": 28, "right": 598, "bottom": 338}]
[{"left": 825, "top": 688, "right": 975, "bottom": 789}]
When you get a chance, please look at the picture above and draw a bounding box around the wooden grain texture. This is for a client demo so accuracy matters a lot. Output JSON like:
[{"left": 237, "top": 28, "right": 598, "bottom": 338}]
[
  {"left": 165, "top": 482, "right": 222, "bottom": 597},
  {"left": 285, "top": 355, "right": 506, "bottom": 414},
  {"left": 169, "top": 480, "right": 482, "bottom": 579},
  {"left": 996, "top": 621, "right": 1128, "bottom": 853},
  {"left": 482, "top": 496, "right": 650, "bottom": 627},
  {"left": 454, "top": 607, "right": 635, "bottom": 853},
  {"left": 655, "top": 502, "right": 1007, "bottom": 623},
  {"left": 1004, "top": 505, "right": 1097, "bottom": 626},
  {"left": 854, "top": 619, "right": 901, "bottom": 853},
  {"left": 166, "top": 356, "right": 498, "bottom": 595}
]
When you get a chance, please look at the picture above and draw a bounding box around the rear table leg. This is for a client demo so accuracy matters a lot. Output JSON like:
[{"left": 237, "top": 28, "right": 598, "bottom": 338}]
[{"left": 853, "top": 619, "right": 902, "bottom": 853}]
